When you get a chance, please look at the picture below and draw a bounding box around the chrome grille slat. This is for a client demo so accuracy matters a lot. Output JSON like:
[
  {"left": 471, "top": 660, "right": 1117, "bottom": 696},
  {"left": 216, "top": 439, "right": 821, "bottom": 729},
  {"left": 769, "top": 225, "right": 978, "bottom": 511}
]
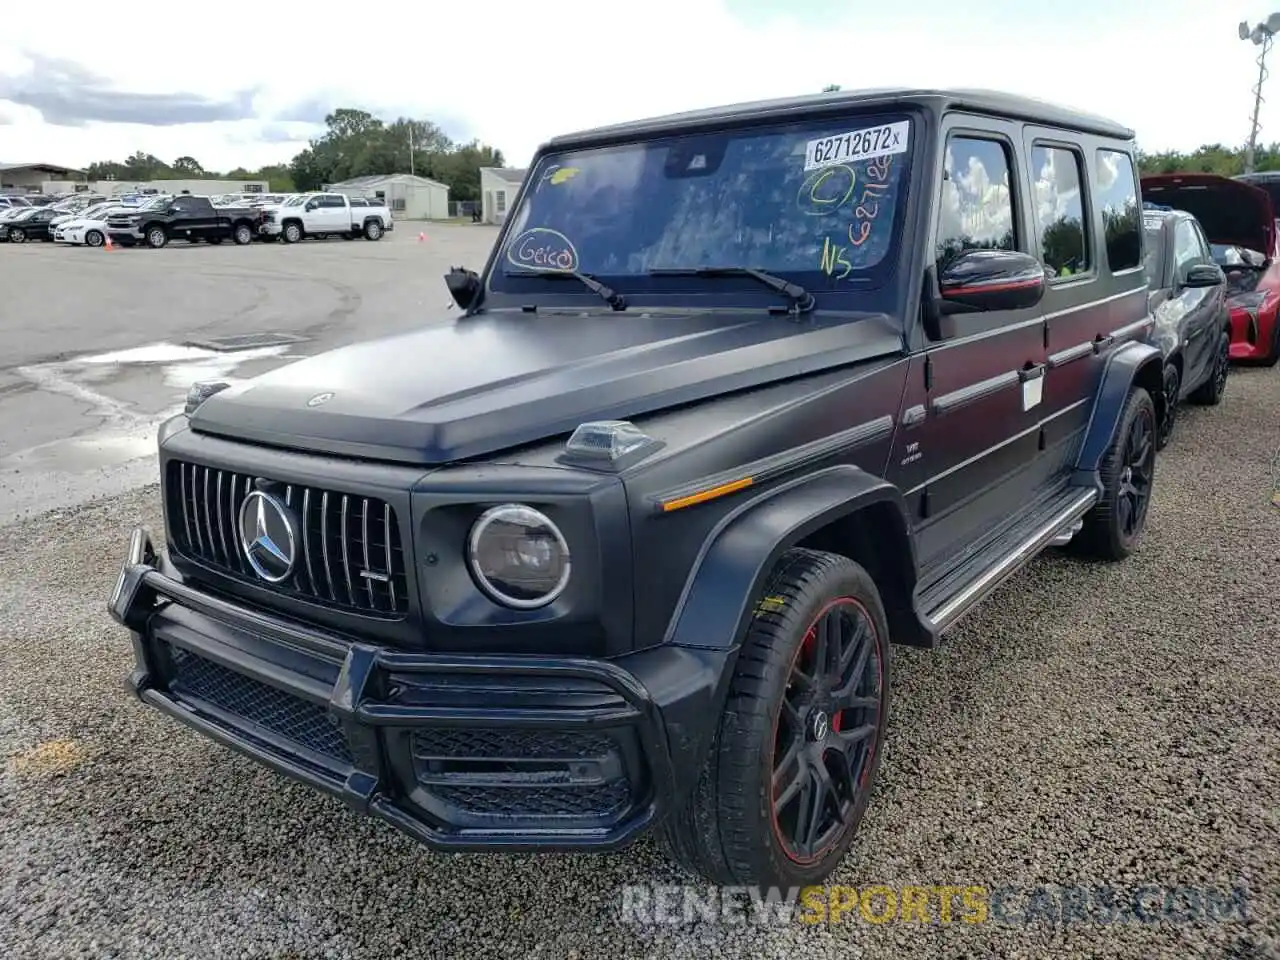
[
  {"left": 302, "top": 488, "right": 323, "bottom": 600},
  {"left": 340, "top": 494, "right": 355, "bottom": 604},
  {"left": 201, "top": 467, "right": 218, "bottom": 563},
  {"left": 188, "top": 463, "right": 204, "bottom": 553},
  {"left": 360, "top": 499, "right": 375, "bottom": 606},
  {"left": 165, "top": 460, "right": 408, "bottom": 617},
  {"left": 179, "top": 463, "right": 195, "bottom": 547},
  {"left": 320, "top": 491, "right": 337, "bottom": 601},
  {"left": 384, "top": 502, "right": 397, "bottom": 610},
  {"left": 228, "top": 474, "right": 244, "bottom": 572},
  {"left": 215, "top": 471, "right": 230, "bottom": 564}
]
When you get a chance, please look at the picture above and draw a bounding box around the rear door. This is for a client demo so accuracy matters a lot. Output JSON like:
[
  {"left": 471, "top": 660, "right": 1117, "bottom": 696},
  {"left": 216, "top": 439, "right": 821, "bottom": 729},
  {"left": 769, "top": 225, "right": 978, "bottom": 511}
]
[
  {"left": 1174, "top": 217, "right": 1223, "bottom": 390},
  {"left": 1021, "top": 132, "right": 1103, "bottom": 474},
  {"left": 321, "top": 194, "right": 349, "bottom": 232}
]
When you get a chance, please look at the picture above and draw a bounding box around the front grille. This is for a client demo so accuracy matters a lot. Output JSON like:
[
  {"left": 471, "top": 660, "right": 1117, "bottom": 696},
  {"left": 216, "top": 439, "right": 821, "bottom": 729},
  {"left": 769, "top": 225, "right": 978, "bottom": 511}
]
[
  {"left": 166, "top": 644, "right": 352, "bottom": 764},
  {"left": 167, "top": 460, "right": 410, "bottom": 617}
]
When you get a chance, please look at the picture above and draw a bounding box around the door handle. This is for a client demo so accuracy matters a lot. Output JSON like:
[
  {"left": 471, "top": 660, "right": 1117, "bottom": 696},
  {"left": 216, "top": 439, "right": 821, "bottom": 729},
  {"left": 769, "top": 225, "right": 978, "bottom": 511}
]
[
  {"left": 1092, "top": 333, "right": 1115, "bottom": 354},
  {"left": 1018, "top": 362, "right": 1046, "bottom": 381}
]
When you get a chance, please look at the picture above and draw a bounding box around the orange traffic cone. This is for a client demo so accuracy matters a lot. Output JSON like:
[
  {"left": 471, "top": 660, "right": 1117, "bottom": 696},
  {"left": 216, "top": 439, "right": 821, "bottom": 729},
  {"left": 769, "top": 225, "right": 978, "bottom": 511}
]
[
  {"left": 417, "top": 231, "right": 426, "bottom": 242},
  {"left": 103, "top": 234, "right": 114, "bottom": 251}
]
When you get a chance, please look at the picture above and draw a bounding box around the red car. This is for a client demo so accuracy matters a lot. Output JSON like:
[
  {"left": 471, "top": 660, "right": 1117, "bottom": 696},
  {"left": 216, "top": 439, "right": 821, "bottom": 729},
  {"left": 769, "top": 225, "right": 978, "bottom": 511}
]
[{"left": 1141, "top": 173, "right": 1280, "bottom": 366}]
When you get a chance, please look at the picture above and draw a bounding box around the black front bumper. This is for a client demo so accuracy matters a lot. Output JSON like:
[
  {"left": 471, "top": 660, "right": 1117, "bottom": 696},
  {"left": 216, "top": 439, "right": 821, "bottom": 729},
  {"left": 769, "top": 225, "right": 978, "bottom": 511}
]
[{"left": 109, "top": 527, "right": 732, "bottom": 852}]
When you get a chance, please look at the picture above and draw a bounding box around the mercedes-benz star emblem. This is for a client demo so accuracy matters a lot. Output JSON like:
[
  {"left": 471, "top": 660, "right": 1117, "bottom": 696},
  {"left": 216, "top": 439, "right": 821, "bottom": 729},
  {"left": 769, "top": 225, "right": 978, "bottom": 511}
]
[
  {"left": 307, "top": 392, "right": 334, "bottom": 407},
  {"left": 238, "top": 490, "right": 297, "bottom": 583}
]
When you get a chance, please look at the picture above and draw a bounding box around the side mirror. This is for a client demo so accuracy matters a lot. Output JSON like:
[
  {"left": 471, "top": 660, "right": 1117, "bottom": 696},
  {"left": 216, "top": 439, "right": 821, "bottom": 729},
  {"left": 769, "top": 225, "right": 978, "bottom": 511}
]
[
  {"left": 937, "top": 248, "right": 1047, "bottom": 313},
  {"left": 445, "top": 266, "right": 482, "bottom": 311},
  {"left": 304, "top": 201, "right": 317, "bottom": 212},
  {"left": 1182, "top": 262, "right": 1225, "bottom": 288}
]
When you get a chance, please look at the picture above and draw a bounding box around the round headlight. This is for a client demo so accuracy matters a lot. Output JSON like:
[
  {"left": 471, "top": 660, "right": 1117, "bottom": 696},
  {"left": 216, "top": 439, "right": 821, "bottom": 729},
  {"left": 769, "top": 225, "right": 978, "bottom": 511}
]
[{"left": 467, "top": 504, "right": 571, "bottom": 609}]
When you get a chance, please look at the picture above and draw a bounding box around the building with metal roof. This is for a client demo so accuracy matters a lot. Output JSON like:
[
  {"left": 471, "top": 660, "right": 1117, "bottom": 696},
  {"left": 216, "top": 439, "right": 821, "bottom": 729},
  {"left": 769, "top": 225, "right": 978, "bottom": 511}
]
[{"left": 323, "top": 172, "right": 450, "bottom": 220}]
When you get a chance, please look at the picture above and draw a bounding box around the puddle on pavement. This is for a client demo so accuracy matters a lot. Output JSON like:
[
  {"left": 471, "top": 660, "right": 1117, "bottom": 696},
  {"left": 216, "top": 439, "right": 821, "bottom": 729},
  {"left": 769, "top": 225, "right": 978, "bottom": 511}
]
[
  {"left": 72, "top": 341, "right": 298, "bottom": 389},
  {"left": 0, "top": 428, "right": 166, "bottom": 471},
  {"left": 1, "top": 340, "right": 303, "bottom": 500}
]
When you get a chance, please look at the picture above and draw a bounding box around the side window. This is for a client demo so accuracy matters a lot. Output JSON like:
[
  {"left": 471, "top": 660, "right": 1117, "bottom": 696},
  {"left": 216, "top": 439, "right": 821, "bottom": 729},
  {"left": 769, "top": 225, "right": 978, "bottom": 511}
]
[
  {"left": 1095, "top": 149, "right": 1142, "bottom": 272},
  {"left": 1030, "top": 144, "right": 1089, "bottom": 278},
  {"left": 324, "top": 195, "right": 344, "bottom": 207},
  {"left": 1190, "top": 220, "right": 1214, "bottom": 260},
  {"left": 1173, "top": 220, "right": 1202, "bottom": 275},
  {"left": 936, "top": 136, "right": 1016, "bottom": 274}
]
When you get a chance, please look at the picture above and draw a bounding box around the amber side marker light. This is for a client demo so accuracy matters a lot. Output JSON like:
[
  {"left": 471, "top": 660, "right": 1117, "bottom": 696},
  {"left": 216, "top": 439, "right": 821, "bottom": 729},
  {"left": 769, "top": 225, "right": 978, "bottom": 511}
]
[{"left": 660, "top": 476, "right": 754, "bottom": 513}]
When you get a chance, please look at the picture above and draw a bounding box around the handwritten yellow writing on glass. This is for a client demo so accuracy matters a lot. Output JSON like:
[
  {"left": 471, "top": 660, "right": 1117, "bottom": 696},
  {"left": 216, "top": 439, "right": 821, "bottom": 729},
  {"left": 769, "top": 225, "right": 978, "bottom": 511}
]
[
  {"left": 505, "top": 227, "right": 580, "bottom": 271},
  {"left": 819, "top": 235, "right": 853, "bottom": 278},
  {"left": 538, "top": 165, "right": 581, "bottom": 189},
  {"left": 797, "top": 164, "right": 857, "bottom": 216}
]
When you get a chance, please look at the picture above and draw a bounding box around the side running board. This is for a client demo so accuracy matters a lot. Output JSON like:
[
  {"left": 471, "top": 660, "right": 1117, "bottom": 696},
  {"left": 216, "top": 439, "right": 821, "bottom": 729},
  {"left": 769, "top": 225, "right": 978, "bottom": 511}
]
[{"left": 922, "top": 487, "right": 1098, "bottom": 635}]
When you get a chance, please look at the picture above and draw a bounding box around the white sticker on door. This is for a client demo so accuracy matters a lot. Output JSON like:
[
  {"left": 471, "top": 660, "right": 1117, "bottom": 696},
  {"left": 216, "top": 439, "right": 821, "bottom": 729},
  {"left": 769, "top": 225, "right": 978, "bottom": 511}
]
[
  {"left": 1022, "top": 374, "right": 1044, "bottom": 412},
  {"left": 803, "top": 121, "right": 910, "bottom": 172}
]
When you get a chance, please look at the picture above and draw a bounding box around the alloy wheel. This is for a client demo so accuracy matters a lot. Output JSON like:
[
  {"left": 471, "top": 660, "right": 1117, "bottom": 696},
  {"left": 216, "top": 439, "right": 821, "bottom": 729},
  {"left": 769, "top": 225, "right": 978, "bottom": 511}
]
[
  {"left": 1117, "top": 406, "right": 1155, "bottom": 538},
  {"left": 771, "top": 598, "right": 884, "bottom": 864}
]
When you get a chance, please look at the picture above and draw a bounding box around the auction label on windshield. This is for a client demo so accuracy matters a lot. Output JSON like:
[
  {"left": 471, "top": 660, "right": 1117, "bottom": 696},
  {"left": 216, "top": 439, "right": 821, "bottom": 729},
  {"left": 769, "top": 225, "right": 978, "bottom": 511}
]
[{"left": 803, "top": 120, "right": 910, "bottom": 172}]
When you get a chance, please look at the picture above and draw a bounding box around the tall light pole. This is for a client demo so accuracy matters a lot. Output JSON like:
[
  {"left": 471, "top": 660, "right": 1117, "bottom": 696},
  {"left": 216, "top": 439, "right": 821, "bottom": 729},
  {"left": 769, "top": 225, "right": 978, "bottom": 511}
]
[{"left": 1240, "top": 13, "right": 1280, "bottom": 174}]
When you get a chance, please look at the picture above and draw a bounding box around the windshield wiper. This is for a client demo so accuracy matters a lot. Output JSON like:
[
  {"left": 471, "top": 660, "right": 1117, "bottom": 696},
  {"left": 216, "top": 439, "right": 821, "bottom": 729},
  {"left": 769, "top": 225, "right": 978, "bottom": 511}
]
[
  {"left": 514, "top": 268, "right": 626, "bottom": 310},
  {"left": 647, "top": 266, "right": 816, "bottom": 314}
]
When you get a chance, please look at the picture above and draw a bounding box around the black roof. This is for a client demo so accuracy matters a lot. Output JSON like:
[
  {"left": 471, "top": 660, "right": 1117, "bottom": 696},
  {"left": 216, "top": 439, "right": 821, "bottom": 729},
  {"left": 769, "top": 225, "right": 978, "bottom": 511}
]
[{"left": 545, "top": 87, "right": 1135, "bottom": 151}]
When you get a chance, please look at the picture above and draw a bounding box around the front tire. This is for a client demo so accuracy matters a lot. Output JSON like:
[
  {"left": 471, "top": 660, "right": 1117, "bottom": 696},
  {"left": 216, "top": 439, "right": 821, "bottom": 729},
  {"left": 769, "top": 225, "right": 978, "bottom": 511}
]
[
  {"left": 145, "top": 225, "right": 168, "bottom": 249},
  {"left": 1189, "top": 332, "right": 1229, "bottom": 405},
  {"left": 282, "top": 222, "right": 302, "bottom": 244},
  {"left": 9, "top": 228, "right": 25, "bottom": 243},
  {"left": 1156, "top": 362, "right": 1180, "bottom": 451},
  {"left": 1073, "top": 386, "right": 1156, "bottom": 561},
  {"left": 1264, "top": 317, "right": 1280, "bottom": 367},
  {"left": 664, "top": 548, "right": 890, "bottom": 887},
  {"left": 232, "top": 223, "right": 252, "bottom": 245}
]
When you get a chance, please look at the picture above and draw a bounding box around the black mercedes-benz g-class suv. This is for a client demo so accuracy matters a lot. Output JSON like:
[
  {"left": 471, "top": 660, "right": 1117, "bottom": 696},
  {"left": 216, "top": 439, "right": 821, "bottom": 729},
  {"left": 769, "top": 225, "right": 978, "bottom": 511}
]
[{"left": 110, "top": 87, "right": 1163, "bottom": 889}]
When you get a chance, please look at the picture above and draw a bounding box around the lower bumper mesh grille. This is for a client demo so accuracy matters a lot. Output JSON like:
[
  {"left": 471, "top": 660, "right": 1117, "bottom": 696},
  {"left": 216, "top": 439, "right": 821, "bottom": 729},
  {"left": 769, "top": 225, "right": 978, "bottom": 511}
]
[{"left": 166, "top": 644, "right": 352, "bottom": 764}]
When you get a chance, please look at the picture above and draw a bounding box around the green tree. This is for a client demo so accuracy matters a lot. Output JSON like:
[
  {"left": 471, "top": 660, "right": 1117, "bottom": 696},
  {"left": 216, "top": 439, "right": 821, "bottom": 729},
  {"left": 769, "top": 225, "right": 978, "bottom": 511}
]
[
  {"left": 88, "top": 105, "right": 507, "bottom": 204},
  {"left": 172, "top": 156, "right": 205, "bottom": 176}
]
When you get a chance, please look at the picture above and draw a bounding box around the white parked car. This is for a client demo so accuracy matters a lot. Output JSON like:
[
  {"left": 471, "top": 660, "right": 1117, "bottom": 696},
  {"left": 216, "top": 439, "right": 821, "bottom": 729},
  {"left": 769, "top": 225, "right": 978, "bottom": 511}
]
[
  {"left": 54, "top": 204, "right": 134, "bottom": 247},
  {"left": 259, "top": 192, "right": 393, "bottom": 242}
]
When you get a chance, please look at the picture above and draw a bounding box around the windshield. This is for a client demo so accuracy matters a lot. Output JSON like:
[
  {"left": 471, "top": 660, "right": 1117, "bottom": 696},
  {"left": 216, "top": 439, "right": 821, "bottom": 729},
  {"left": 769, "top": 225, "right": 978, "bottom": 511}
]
[
  {"left": 490, "top": 114, "right": 913, "bottom": 298},
  {"left": 285, "top": 196, "right": 307, "bottom": 206}
]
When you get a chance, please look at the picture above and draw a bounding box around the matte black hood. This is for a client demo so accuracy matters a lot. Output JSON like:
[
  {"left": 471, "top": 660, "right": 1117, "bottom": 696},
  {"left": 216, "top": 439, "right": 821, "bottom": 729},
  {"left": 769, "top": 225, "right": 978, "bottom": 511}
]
[{"left": 189, "top": 308, "right": 903, "bottom": 465}]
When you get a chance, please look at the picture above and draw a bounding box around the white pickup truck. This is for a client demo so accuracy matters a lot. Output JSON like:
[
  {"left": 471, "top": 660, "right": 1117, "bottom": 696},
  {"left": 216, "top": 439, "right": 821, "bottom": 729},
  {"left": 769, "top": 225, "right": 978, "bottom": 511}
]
[{"left": 259, "top": 192, "right": 393, "bottom": 243}]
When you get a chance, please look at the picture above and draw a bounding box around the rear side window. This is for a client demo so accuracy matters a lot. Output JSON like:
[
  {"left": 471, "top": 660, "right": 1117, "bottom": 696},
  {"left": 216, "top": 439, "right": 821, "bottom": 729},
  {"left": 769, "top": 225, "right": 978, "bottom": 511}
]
[
  {"left": 936, "top": 136, "right": 1017, "bottom": 273},
  {"left": 1031, "top": 145, "right": 1088, "bottom": 278},
  {"left": 1096, "top": 149, "right": 1142, "bottom": 272}
]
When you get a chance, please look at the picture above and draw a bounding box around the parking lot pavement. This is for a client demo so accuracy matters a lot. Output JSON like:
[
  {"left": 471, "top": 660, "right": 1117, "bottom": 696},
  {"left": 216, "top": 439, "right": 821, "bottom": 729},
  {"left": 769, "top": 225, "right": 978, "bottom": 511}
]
[
  {"left": 0, "top": 225, "right": 501, "bottom": 524},
  {"left": 0, "top": 366, "right": 1277, "bottom": 959}
]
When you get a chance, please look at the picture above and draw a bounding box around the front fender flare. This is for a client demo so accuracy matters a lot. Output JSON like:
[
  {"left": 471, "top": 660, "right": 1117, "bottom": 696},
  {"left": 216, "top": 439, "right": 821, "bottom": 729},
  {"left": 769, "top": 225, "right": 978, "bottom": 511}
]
[
  {"left": 663, "top": 464, "right": 927, "bottom": 656},
  {"left": 1072, "top": 339, "right": 1162, "bottom": 487}
]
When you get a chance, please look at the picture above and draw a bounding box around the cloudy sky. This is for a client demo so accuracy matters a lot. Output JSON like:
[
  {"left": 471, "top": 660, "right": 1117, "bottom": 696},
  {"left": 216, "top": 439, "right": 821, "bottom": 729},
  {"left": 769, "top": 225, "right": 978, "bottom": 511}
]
[{"left": 0, "top": 0, "right": 1276, "bottom": 174}]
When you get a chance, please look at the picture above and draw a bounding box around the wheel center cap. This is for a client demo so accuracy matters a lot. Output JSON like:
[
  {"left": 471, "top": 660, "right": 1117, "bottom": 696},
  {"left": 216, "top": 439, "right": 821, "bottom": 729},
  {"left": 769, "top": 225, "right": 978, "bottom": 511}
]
[{"left": 810, "top": 710, "right": 830, "bottom": 741}]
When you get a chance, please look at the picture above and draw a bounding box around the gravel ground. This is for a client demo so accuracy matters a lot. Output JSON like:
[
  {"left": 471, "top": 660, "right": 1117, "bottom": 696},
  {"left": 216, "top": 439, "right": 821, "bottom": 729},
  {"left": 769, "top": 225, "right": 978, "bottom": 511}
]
[{"left": 1, "top": 367, "right": 1278, "bottom": 960}]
